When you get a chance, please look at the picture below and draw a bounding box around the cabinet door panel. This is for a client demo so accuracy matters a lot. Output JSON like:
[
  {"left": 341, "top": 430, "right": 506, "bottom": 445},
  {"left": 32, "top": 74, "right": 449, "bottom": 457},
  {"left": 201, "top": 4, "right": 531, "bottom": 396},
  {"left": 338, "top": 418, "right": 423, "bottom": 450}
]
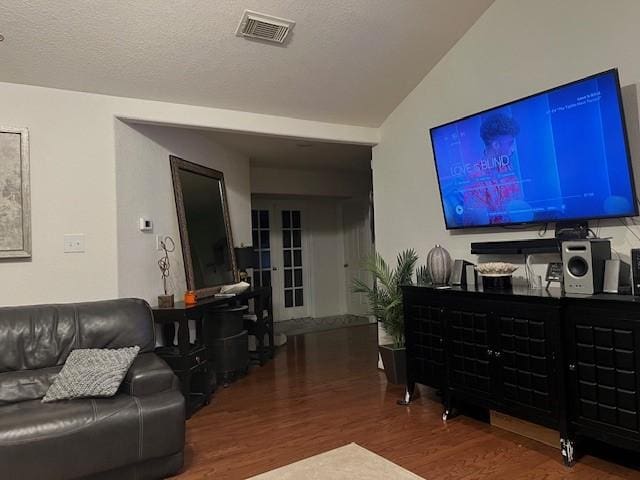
[
  {"left": 406, "top": 303, "right": 444, "bottom": 389},
  {"left": 446, "top": 309, "right": 492, "bottom": 398},
  {"left": 496, "top": 313, "right": 558, "bottom": 422},
  {"left": 567, "top": 306, "right": 640, "bottom": 437}
]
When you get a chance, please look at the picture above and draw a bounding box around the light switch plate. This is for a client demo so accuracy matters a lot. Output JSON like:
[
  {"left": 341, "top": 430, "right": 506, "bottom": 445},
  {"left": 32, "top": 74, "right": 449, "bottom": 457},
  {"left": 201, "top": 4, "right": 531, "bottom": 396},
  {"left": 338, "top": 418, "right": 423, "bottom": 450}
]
[{"left": 64, "top": 234, "right": 85, "bottom": 253}]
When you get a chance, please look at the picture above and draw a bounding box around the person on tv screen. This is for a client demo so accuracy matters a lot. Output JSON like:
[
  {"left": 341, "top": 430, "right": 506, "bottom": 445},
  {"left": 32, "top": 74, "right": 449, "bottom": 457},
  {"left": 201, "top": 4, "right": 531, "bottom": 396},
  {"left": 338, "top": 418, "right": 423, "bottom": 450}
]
[{"left": 461, "top": 112, "right": 531, "bottom": 225}]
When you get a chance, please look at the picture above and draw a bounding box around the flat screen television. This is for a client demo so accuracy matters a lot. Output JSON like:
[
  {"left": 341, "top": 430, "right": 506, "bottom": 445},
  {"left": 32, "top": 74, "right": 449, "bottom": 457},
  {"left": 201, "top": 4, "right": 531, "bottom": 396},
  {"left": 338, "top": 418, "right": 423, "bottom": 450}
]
[{"left": 430, "top": 69, "right": 638, "bottom": 230}]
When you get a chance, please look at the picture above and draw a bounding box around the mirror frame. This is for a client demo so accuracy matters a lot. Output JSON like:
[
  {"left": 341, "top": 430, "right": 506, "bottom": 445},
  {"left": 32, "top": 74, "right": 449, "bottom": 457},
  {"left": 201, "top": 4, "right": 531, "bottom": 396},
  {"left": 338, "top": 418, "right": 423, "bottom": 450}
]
[{"left": 170, "top": 155, "right": 239, "bottom": 297}]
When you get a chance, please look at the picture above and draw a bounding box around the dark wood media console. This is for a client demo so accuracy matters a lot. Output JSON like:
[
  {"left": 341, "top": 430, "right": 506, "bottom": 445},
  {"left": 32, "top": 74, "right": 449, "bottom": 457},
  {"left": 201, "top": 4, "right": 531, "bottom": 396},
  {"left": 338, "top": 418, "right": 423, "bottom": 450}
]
[{"left": 401, "top": 285, "right": 640, "bottom": 466}]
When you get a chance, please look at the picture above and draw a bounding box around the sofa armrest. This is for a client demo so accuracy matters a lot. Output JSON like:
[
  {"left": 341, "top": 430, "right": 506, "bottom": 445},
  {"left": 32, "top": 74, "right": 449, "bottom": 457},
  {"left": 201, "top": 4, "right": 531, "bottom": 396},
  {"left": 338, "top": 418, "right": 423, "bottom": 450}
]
[{"left": 120, "top": 353, "right": 179, "bottom": 397}]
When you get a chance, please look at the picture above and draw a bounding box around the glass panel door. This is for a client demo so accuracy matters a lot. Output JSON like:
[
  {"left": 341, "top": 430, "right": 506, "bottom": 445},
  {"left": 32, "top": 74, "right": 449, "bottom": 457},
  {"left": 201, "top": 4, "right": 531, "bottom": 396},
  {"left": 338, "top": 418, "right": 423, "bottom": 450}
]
[
  {"left": 251, "top": 199, "right": 310, "bottom": 321},
  {"left": 251, "top": 209, "right": 271, "bottom": 287},
  {"left": 281, "top": 210, "right": 304, "bottom": 308}
]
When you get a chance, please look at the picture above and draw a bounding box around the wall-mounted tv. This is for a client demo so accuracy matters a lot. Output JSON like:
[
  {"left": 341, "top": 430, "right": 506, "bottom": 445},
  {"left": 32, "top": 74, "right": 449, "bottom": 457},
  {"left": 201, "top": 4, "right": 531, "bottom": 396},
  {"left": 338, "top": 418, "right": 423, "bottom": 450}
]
[{"left": 430, "top": 69, "right": 638, "bottom": 230}]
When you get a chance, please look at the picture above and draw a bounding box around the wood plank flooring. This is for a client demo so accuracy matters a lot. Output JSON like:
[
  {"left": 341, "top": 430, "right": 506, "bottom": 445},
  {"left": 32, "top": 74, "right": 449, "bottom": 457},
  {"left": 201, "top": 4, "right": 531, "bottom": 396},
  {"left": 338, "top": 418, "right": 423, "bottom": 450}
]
[{"left": 174, "top": 324, "right": 640, "bottom": 479}]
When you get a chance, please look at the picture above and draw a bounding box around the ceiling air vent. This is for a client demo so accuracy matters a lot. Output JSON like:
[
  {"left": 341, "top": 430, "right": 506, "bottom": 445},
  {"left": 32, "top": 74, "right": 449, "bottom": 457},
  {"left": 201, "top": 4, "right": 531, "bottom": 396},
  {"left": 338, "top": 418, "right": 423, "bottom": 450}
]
[{"left": 235, "top": 10, "right": 295, "bottom": 44}]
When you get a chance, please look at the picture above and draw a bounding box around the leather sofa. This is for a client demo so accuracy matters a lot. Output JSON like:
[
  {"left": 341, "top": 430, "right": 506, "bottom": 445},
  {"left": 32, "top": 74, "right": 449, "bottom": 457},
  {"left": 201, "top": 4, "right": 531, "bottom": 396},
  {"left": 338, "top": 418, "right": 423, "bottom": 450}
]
[{"left": 0, "top": 298, "right": 185, "bottom": 480}]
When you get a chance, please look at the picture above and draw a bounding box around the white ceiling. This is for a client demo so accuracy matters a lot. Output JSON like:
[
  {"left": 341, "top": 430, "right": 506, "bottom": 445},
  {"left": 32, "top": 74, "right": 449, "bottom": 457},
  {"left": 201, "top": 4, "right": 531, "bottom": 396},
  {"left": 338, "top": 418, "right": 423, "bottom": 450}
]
[
  {"left": 0, "top": 0, "right": 493, "bottom": 127},
  {"left": 205, "top": 130, "right": 372, "bottom": 172}
]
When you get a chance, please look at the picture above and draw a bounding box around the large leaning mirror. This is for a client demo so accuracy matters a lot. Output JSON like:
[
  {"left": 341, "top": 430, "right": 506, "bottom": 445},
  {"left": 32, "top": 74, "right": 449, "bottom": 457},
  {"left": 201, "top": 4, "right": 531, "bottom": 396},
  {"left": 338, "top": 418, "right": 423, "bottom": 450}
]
[{"left": 170, "top": 156, "right": 238, "bottom": 297}]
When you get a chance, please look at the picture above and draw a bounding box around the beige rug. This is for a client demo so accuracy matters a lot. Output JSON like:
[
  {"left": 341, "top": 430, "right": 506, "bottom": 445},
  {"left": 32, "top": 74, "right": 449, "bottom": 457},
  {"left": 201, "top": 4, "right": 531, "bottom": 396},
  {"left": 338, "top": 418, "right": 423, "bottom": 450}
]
[{"left": 248, "top": 443, "right": 425, "bottom": 479}]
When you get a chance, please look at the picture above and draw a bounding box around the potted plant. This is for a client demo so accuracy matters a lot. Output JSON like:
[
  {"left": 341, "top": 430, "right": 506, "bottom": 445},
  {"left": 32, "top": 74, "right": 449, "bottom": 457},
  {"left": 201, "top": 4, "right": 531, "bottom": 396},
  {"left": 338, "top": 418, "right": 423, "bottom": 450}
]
[{"left": 353, "top": 249, "right": 425, "bottom": 384}]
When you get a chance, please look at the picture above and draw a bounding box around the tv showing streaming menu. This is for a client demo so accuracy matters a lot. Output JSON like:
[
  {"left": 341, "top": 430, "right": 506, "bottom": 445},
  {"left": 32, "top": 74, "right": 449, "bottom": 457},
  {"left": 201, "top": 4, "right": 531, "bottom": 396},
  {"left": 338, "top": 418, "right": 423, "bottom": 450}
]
[{"left": 430, "top": 69, "right": 638, "bottom": 230}]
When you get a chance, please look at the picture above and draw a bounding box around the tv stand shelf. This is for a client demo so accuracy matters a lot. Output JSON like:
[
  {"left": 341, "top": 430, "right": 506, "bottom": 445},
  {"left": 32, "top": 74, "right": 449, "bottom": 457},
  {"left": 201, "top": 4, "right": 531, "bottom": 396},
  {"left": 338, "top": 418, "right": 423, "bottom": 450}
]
[{"left": 401, "top": 285, "right": 640, "bottom": 467}]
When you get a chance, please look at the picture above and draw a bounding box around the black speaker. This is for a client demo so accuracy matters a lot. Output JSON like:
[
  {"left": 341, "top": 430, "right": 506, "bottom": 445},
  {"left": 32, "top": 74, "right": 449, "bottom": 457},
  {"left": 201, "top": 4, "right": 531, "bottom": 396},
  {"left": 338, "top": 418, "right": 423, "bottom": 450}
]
[
  {"left": 561, "top": 239, "right": 611, "bottom": 295},
  {"left": 632, "top": 249, "right": 640, "bottom": 296},
  {"left": 465, "top": 265, "right": 477, "bottom": 288},
  {"left": 450, "top": 260, "right": 473, "bottom": 286},
  {"left": 603, "top": 259, "right": 631, "bottom": 294}
]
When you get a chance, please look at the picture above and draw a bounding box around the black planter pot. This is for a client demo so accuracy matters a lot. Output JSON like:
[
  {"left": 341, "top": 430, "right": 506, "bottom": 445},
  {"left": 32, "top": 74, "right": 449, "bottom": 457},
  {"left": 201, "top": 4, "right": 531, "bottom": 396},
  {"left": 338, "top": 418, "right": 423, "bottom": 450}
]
[{"left": 379, "top": 344, "right": 407, "bottom": 385}]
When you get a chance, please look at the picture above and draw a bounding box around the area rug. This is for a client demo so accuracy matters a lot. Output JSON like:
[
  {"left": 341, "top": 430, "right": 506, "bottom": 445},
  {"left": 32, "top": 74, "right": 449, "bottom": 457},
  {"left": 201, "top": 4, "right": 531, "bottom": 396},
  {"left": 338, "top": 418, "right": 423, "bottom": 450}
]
[{"left": 248, "top": 443, "right": 425, "bottom": 479}]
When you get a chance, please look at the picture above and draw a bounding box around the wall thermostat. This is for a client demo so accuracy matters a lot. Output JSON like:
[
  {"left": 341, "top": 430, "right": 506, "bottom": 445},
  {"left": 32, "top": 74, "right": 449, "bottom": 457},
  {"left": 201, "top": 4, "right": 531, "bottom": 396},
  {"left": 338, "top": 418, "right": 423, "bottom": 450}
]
[{"left": 139, "top": 217, "right": 153, "bottom": 232}]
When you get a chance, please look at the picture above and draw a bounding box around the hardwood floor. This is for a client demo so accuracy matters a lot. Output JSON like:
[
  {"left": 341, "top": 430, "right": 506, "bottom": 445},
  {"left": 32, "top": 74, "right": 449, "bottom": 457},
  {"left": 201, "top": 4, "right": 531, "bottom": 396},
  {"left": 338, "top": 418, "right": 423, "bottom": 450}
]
[{"left": 174, "top": 324, "right": 640, "bottom": 479}]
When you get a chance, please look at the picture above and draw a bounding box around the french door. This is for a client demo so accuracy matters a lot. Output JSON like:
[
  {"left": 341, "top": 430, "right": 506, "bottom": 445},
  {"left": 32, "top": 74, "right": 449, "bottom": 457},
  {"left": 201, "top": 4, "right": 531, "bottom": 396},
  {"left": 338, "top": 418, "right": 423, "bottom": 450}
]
[{"left": 252, "top": 200, "right": 310, "bottom": 321}]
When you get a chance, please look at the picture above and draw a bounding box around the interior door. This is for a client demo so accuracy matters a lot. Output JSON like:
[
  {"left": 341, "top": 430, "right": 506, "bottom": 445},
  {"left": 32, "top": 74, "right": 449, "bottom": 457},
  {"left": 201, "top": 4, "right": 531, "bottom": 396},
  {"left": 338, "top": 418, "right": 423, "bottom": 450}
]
[
  {"left": 342, "top": 197, "right": 373, "bottom": 316},
  {"left": 252, "top": 199, "right": 310, "bottom": 321}
]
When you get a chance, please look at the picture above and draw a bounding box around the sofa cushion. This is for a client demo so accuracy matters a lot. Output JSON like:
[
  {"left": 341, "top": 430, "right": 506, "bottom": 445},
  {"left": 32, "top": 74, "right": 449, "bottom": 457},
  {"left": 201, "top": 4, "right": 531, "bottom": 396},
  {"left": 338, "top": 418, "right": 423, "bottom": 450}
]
[
  {"left": 0, "top": 298, "right": 155, "bottom": 375},
  {"left": 0, "top": 390, "right": 185, "bottom": 480},
  {"left": 43, "top": 347, "right": 140, "bottom": 403},
  {"left": 0, "top": 366, "right": 61, "bottom": 406}
]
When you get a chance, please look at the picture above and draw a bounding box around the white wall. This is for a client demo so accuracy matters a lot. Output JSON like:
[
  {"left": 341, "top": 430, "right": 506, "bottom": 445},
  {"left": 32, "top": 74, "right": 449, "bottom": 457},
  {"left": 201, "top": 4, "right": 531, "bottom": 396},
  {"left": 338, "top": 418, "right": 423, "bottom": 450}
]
[
  {"left": 373, "top": 0, "right": 640, "bottom": 275},
  {"left": 251, "top": 166, "right": 372, "bottom": 198},
  {"left": 0, "top": 81, "right": 377, "bottom": 306},
  {"left": 115, "top": 122, "right": 251, "bottom": 303},
  {"left": 0, "top": 84, "right": 119, "bottom": 305}
]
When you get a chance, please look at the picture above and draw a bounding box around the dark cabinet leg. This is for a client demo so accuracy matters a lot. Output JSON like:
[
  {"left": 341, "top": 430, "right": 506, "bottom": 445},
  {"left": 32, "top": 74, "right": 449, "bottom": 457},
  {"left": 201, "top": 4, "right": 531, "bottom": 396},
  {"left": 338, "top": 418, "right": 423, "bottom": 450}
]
[
  {"left": 397, "top": 380, "right": 416, "bottom": 405},
  {"left": 162, "top": 322, "right": 176, "bottom": 346},
  {"left": 254, "top": 296, "right": 266, "bottom": 366},
  {"left": 266, "top": 292, "right": 275, "bottom": 360},
  {"left": 441, "top": 390, "right": 457, "bottom": 422},
  {"left": 180, "top": 370, "right": 193, "bottom": 419},
  {"left": 441, "top": 407, "right": 459, "bottom": 422},
  {"left": 560, "top": 438, "right": 576, "bottom": 467}
]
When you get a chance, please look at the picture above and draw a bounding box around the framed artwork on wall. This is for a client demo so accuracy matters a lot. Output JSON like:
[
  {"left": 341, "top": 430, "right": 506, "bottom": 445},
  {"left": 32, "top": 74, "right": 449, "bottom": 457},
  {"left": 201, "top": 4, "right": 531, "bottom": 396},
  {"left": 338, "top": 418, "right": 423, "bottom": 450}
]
[{"left": 0, "top": 127, "right": 31, "bottom": 258}]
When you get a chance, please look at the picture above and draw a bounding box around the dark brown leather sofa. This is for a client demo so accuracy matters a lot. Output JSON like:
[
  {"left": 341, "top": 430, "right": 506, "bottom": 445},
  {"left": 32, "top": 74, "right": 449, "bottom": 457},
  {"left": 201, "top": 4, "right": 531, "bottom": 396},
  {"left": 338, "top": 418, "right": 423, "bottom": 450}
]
[{"left": 0, "top": 298, "right": 185, "bottom": 480}]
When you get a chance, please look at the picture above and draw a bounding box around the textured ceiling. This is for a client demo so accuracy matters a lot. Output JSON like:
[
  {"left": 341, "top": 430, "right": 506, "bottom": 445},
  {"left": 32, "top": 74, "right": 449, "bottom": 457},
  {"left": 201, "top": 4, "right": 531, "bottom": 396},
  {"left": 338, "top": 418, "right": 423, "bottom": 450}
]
[
  {"left": 206, "top": 130, "right": 372, "bottom": 172},
  {"left": 0, "top": 0, "right": 492, "bottom": 127}
]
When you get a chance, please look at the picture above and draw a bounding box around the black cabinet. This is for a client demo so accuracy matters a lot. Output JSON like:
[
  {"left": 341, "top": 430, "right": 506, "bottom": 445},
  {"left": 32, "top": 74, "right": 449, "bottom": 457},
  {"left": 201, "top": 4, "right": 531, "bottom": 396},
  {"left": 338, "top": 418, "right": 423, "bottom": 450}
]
[
  {"left": 565, "top": 303, "right": 640, "bottom": 451},
  {"left": 402, "top": 285, "right": 640, "bottom": 467},
  {"left": 446, "top": 308, "right": 493, "bottom": 403},
  {"left": 404, "top": 300, "right": 445, "bottom": 390},
  {"left": 152, "top": 286, "right": 273, "bottom": 417},
  {"left": 445, "top": 304, "right": 560, "bottom": 422},
  {"left": 493, "top": 304, "right": 560, "bottom": 428}
]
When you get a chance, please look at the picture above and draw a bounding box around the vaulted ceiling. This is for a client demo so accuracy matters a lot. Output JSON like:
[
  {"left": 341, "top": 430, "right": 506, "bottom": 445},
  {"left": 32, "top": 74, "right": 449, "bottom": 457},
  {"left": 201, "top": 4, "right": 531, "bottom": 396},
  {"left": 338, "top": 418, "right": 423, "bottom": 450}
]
[{"left": 0, "top": 0, "right": 493, "bottom": 127}]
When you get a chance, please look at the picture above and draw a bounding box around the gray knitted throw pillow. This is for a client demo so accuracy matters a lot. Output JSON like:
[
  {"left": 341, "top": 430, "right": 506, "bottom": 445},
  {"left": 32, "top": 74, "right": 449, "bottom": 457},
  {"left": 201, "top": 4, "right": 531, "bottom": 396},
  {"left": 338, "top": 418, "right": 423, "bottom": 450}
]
[{"left": 42, "top": 346, "right": 140, "bottom": 403}]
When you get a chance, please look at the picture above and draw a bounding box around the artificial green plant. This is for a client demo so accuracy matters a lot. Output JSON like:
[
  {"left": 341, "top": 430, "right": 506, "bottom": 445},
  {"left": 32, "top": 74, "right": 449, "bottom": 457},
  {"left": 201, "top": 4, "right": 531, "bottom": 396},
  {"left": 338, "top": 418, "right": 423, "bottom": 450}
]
[{"left": 353, "top": 249, "right": 420, "bottom": 348}]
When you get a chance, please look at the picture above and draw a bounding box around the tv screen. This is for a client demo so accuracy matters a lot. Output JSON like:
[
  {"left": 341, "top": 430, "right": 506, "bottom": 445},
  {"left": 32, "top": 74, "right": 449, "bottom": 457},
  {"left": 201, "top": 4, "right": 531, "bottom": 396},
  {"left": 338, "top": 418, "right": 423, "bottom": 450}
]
[{"left": 430, "top": 69, "right": 637, "bottom": 229}]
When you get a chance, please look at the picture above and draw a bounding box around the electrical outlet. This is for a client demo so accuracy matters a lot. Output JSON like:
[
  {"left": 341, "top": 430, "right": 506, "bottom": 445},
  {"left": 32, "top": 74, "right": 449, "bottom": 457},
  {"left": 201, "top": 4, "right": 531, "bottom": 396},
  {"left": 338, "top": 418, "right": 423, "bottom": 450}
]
[
  {"left": 64, "top": 234, "right": 85, "bottom": 253},
  {"left": 156, "top": 235, "right": 163, "bottom": 251}
]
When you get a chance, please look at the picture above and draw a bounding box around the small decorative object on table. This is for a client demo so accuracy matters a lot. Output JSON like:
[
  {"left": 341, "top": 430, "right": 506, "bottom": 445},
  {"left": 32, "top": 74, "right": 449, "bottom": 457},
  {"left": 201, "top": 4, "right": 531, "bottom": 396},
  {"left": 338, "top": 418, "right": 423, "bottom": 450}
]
[
  {"left": 157, "top": 236, "right": 176, "bottom": 308},
  {"left": 476, "top": 262, "right": 518, "bottom": 290},
  {"left": 427, "top": 244, "right": 452, "bottom": 285},
  {"left": 220, "top": 281, "right": 251, "bottom": 294},
  {"left": 545, "top": 262, "right": 563, "bottom": 290},
  {"left": 184, "top": 290, "right": 197, "bottom": 305},
  {"left": 234, "top": 246, "right": 255, "bottom": 284}
]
